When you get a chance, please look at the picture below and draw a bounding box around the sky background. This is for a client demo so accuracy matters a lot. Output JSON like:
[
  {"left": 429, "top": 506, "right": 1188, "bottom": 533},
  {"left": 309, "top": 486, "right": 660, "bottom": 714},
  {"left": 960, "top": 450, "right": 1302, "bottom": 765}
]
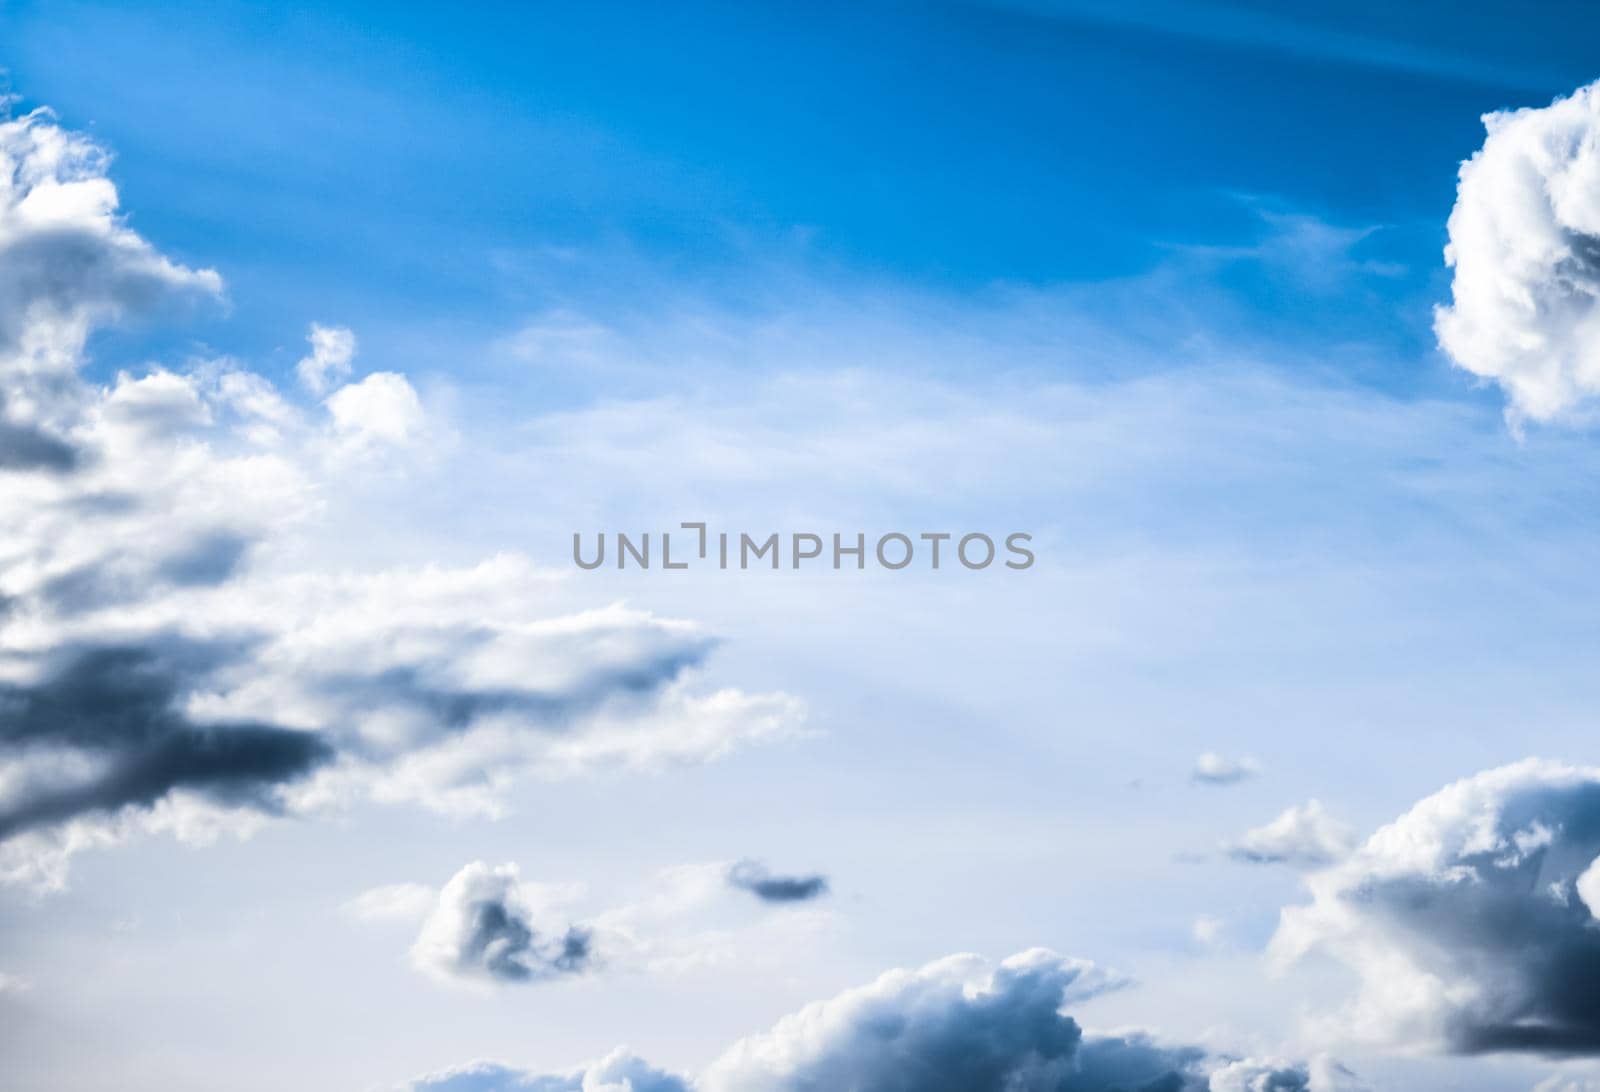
[{"left": 6, "top": 3, "right": 1600, "bottom": 1091}]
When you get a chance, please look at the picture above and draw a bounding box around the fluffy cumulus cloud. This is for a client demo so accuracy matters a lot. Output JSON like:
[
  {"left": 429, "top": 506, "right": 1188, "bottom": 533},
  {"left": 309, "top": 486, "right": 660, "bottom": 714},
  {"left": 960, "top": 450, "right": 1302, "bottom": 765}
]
[
  {"left": 725, "top": 859, "right": 829, "bottom": 903},
  {"left": 0, "top": 107, "right": 803, "bottom": 890},
  {"left": 1227, "top": 801, "right": 1355, "bottom": 867},
  {"left": 411, "top": 862, "right": 593, "bottom": 987},
  {"left": 1435, "top": 80, "right": 1600, "bottom": 424},
  {"left": 1272, "top": 759, "right": 1600, "bottom": 1054},
  {"left": 404, "top": 950, "right": 1358, "bottom": 1092}
]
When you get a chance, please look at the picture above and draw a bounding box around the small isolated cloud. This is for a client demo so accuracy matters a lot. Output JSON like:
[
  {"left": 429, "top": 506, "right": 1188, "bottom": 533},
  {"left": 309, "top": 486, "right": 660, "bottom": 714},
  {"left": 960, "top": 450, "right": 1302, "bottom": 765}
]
[
  {"left": 1192, "top": 753, "right": 1260, "bottom": 786},
  {"left": 343, "top": 882, "right": 436, "bottom": 923},
  {"left": 726, "top": 859, "right": 829, "bottom": 904},
  {"left": 1435, "top": 80, "right": 1600, "bottom": 425},
  {"left": 0, "top": 970, "right": 30, "bottom": 994},
  {"left": 410, "top": 862, "right": 592, "bottom": 987},
  {"left": 404, "top": 949, "right": 1356, "bottom": 1092},
  {"left": 1192, "top": 915, "right": 1224, "bottom": 945},
  {"left": 295, "top": 323, "right": 356, "bottom": 395},
  {"left": 1273, "top": 759, "right": 1600, "bottom": 1054},
  {"left": 1228, "top": 801, "right": 1354, "bottom": 867}
]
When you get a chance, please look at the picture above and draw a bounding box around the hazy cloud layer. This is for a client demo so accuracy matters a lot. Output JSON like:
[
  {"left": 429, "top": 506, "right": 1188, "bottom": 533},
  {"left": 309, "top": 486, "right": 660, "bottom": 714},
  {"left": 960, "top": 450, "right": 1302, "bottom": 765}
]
[
  {"left": 725, "top": 859, "right": 829, "bottom": 903},
  {"left": 0, "top": 107, "right": 803, "bottom": 889},
  {"left": 1273, "top": 759, "right": 1600, "bottom": 1054},
  {"left": 406, "top": 949, "right": 1358, "bottom": 1092},
  {"left": 1436, "top": 79, "right": 1600, "bottom": 424}
]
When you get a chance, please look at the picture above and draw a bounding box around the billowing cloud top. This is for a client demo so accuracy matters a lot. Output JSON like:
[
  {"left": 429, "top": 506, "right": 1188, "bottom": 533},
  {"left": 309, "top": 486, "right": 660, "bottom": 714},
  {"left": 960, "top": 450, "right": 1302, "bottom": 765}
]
[
  {"left": 1273, "top": 758, "right": 1600, "bottom": 1055},
  {"left": 406, "top": 949, "right": 1349, "bottom": 1092},
  {"left": 1436, "top": 80, "right": 1600, "bottom": 424},
  {"left": 0, "top": 106, "right": 804, "bottom": 890}
]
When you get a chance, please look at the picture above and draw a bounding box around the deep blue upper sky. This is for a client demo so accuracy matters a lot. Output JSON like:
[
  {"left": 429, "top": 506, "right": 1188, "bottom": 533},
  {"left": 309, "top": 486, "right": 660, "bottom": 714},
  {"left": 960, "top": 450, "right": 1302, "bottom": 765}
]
[{"left": 5, "top": 0, "right": 1600, "bottom": 387}]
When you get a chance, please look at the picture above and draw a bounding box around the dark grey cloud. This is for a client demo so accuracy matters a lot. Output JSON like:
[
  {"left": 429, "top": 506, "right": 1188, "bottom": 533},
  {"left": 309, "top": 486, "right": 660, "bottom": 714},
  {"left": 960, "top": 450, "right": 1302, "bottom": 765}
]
[
  {"left": 405, "top": 949, "right": 1344, "bottom": 1092},
  {"left": 0, "top": 416, "right": 77, "bottom": 472},
  {"left": 461, "top": 899, "right": 592, "bottom": 984},
  {"left": 0, "top": 224, "right": 217, "bottom": 353},
  {"left": 0, "top": 722, "right": 330, "bottom": 841},
  {"left": 154, "top": 530, "right": 253, "bottom": 587},
  {"left": 35, "top": 529, "right": 256, "bottom": 613},
  {"left": 1273, "top": 760, "right": 1600, "bottom": 1056},
  {"left": 0, "top": 639, "right": 331, "bottom": 839},
  {"left": 727, "top": 859, "right": 829, "bottom": 903},
  {"left": 320, "top": 634, "right": 715, "bottom": 749}
]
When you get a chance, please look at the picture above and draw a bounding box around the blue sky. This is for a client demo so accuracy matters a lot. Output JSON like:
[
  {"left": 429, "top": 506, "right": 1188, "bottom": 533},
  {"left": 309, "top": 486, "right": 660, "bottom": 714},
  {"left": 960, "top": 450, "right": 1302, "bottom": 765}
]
[
  {"left": 9, "top": 4, "right": 1600, "bottom": 1092},
  {"left": 4, "top": 0, "right": 1565, "bottom": 382}
]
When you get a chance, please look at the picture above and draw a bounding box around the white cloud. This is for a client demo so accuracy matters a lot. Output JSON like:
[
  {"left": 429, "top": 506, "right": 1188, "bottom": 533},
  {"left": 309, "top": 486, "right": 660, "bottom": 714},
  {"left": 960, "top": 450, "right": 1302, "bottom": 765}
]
[
  {"left": 1435, "top": 80, "right": 1600, "bottom": 425},
  {"left": 1272, "top": 759, "right": 1600, "bottom": 1053},
  {"left": 1228, "top": 801, "right": 1354, "bottom": 867},
  {"left": 296, "top": 323, "right": 357, "bottom": 394},
  {"left": 343, "top": 882, "right": 437, "bottom": 923},
  {"left": 1535, "top": 1076, "right": 1600, "bottom": 1092},
  {"left": 405, "top": 948, "right": 1353, "bottom": 1092},
  {"left": 326, "top": 370, "right": 426, "bottom": 449},
  {"left": 359, "top": 858, "right": 843, "bottom": 990},
  {"left": 409, "top": 862, "right": 593, "bottom": 988},
  {"left": 0, "top": 108, "right": 805, "bottom": 890},
  {"left": 1193, "top": 753, "right": 1261, "bottom": 785}
]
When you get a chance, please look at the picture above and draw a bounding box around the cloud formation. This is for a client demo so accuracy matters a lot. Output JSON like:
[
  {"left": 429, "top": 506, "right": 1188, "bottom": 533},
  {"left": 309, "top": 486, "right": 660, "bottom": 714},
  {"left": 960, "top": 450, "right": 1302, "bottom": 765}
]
[
  {"left": 405, "top": 949, "right": 1355, "bottom": 1092},
  {"left": 1273, "top": 759, "right": 1600, "bottom": 1054},
  {"left": 411, "top": 862, "right": 593, "bottom": 987},
  {"left": 1435, "top": 80, "right": 1600, "bottom": 424},
  {"left": 0, "top": 640, "right": 331, "bottom": 840},
  {"left": 1192, "top": 753, "right": 1260, "bottom": 786},
  {"left": 725, "top": 859, "right": 829, "bottom": 903},
  {"left": 0, "top": 106, "right": 803, "bottom": 889},
  {"left": 354, "top": 857, "right": 845, "bottom": 991},
  {"left": 296, "top": 323, "right": 357, "bottom": 394},
  {"left": 1227, "top": 801, "right": 1354, "bottom": 867}
]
